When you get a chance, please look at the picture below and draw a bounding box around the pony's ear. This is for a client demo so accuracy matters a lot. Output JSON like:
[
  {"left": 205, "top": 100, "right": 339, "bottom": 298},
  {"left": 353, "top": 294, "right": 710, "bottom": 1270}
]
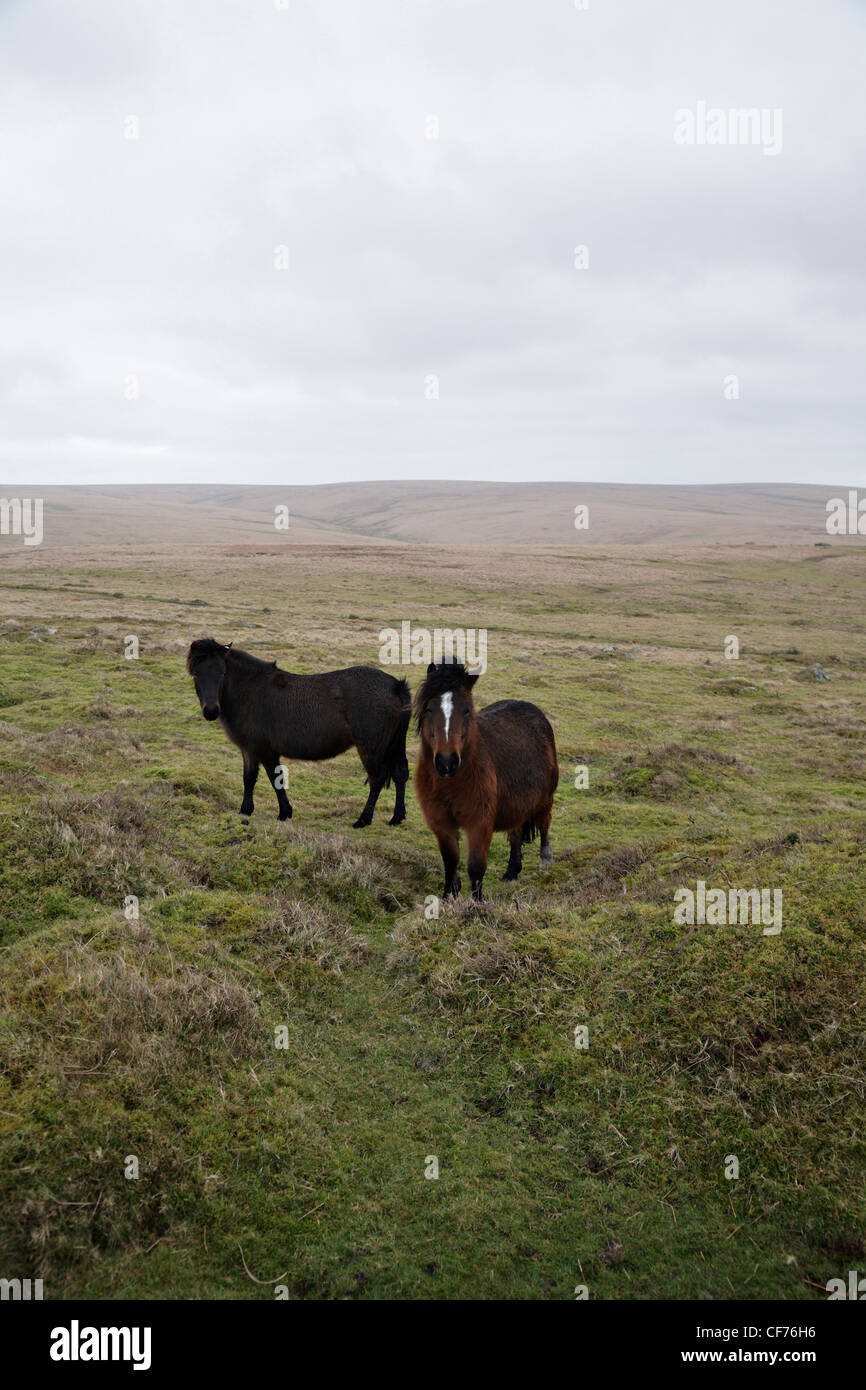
[
  {"left": 465, "top": 671, "right": 480, "bottom": 688},
  {"left": 427, "top": 663, "right": 437, "bottom": 675},
  {"left": 225, "top": 642, "right": 233, "bottom": 650}
]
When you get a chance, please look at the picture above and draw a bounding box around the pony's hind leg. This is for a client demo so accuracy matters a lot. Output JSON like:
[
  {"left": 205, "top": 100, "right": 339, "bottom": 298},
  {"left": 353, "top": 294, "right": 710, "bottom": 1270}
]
[
  {"left": 383, "top": 706, "right": 410, "bottom": 827},
  {"left": 240, "top": 752, "right": 260, "bottom": 817},
  {"left": 353, "top": 772, "right": 386, "bottom": 828},
  {"left": 388, "top": 754, "right": 409, "bottom": 826},
  {"left": 502, "top": 828, "right": 523, "bottom": 882},
  {"left": 355, "top": 738, "right": 406, "bottom": 827},
  {"left": 537, "top": 805, "right": 553, "bottom": 864},
  {"left": 264, "top": 753, "right": 292, "bottom": 821}
]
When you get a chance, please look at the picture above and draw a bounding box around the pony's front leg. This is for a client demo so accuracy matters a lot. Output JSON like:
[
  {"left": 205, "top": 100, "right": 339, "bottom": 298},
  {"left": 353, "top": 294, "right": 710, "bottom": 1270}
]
[
  {"left": 437, "top": 831, "right": 461, "bottom": 899},
  {"left": 466, "top": 826, "right": 494, "bottom": 902},
  {"left": 264, "top": 755, "right": 293, "bottom": 821},
  {"left": 240, "top": 752, "right": 259, "bottom": 816}
]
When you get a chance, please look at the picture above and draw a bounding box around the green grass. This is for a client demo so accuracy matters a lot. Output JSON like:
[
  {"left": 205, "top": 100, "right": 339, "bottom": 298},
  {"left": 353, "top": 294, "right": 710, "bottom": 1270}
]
[{"left": 0, "top": 541, "right": 864, "bottom": 1298}]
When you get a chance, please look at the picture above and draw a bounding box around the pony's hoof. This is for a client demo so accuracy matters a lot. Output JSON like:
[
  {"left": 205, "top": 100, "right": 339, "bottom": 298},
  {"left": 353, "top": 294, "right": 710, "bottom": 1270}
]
[
  {"left": 279, "top": 807, "right": 293, "bottom": 821},
  {"left": 240, "top": 803, "right": 254, "bottom": 817},
  {"left": 352, "top": 816, "right": 371, "bottom": 829},
  {"left": 502, "top": 868, "right": 521, "bottom": 882},
  {"left": 388, "top": 814, "right": 406, "bottom": 826},
  {"left": 540, "top": 846, "right": 553, "bottom": 864},
  {"left": 444, "top": 876, "right": 461, "bottom": 899}
]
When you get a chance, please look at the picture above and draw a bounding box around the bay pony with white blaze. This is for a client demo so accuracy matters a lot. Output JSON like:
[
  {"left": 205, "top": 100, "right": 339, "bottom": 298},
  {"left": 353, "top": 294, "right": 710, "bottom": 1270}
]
[{"left": 414, "top": 661, "right": 558, "bottom": 901}]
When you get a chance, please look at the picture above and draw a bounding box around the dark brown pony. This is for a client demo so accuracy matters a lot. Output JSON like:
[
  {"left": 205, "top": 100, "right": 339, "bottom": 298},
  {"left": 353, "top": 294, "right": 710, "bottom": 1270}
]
[
  {"left": 414, "top": 661, "right": 558, "bottom": 901},
  {"left": 187, "top": 639, "right": 411, "bottom": 827}
]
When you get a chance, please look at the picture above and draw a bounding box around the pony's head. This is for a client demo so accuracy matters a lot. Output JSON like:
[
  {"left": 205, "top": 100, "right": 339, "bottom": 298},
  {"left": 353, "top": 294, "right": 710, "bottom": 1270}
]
[
  {"left": 186, "top": 638, "right": 232, "bottom": 721},
  {"left": 415, "top": 661, "right": 479, "bottom": 778}
]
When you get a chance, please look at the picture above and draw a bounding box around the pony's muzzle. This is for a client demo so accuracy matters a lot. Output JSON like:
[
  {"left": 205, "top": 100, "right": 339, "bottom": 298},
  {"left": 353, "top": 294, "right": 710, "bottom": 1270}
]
[
  {"left": 434, "top": 751, "right": 460, "bottom": 777},
  {"left": 202, "top": 703, "right": 221, "bottom": 721}
]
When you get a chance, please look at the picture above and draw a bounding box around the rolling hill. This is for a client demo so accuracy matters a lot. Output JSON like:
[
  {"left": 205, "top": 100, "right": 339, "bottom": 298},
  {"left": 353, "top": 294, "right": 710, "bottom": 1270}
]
[{"left": 0, "top": 480, "right": 856, "bottom": 549}]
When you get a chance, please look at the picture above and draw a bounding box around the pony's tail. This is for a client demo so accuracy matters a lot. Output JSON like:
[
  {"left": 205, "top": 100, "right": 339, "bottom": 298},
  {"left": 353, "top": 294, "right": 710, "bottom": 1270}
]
[
  {"left": 380, "top": 678, "right": 412, "bottom": 789},
  {"left": 521, "top": 817, "right": 538, "bottom": 844}
]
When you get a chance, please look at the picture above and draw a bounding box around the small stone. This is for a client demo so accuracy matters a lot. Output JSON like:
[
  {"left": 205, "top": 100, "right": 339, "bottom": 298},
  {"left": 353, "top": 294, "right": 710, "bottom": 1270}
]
[{"left": 600, "top": 1239, "right": 624, "bottom": 1269}]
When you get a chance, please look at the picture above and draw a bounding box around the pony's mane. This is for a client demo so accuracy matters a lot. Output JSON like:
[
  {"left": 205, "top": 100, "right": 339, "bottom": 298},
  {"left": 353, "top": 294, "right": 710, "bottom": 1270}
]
[
  {"left": 186, "top": 638, "right": 276, "bottom": 675},
  {"left": 414, "top": 661, "right": 476, "bottom": 731}
]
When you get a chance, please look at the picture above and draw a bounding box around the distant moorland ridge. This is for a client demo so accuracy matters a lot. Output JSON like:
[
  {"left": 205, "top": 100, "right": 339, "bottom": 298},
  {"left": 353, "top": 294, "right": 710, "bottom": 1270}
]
[{"left": 0, "top": 480, "right": 858, "bottom": 548}]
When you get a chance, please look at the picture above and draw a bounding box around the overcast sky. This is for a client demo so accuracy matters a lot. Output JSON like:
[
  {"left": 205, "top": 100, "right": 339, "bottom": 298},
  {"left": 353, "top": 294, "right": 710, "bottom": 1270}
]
[{"left": 1, "top": 0, "right": 865, "bottom": 487}]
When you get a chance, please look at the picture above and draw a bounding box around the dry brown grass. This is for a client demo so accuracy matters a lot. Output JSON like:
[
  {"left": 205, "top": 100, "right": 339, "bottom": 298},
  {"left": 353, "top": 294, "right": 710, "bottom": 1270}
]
[
  {"left": 11, "top": 784, "right": 196, "bottom": 905},
  {"left": 255, "top": 895, "right": 371, "bottom": 974},
  {"left": 0, "top": 932, "right": 260, "bottom": 1086}
]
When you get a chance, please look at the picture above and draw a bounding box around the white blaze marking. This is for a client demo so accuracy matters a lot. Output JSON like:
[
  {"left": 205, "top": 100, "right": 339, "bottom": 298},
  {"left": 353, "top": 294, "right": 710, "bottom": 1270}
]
[{"left": 441, "top": 691, "right": 453, "bottom": 739}]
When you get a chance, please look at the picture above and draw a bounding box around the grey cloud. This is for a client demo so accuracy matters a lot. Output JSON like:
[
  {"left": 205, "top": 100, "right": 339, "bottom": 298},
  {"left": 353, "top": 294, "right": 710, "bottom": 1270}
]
[{"left": 0, "top": 0, "right": 864, "bottom": 485}]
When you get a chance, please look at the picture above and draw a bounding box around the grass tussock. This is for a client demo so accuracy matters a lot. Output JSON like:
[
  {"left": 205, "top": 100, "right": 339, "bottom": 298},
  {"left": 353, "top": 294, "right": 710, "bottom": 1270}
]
[
  {"left": 1, "top": 938, "right": 258, "bottom": 1084},
  {"left": 256, "top": 895, "right": 371, "bottom": 974},
  {"left": 612, "top": 743, "right": 752, "bottom": 800},
  {"left": 3, "top": 785, "right": 195, "bottom": 922}
]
